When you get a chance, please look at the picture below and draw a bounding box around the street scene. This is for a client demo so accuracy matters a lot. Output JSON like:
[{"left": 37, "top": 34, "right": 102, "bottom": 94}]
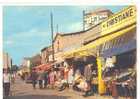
[
  {"left": 7, "top": 76, "right": 126, "bottom": 99},
  {"left": 3, "top": 5, "right": 136, "bottom": 99}
]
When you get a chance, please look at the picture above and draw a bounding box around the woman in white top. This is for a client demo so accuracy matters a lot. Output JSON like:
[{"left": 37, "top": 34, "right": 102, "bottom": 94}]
[{"left": 3, "top": 69, "right": 11, "bottom": 97}]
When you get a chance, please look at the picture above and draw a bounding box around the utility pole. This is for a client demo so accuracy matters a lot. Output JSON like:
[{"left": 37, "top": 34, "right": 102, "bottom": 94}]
[
  {"left": 83, "top": 10, "right": 85, "bottom": 31},
  {"left": 51, "top": 12, "right": 55, "bottom": 62},
  {"left": 56, "top": 24, "right": 58, "bottom": 33}
]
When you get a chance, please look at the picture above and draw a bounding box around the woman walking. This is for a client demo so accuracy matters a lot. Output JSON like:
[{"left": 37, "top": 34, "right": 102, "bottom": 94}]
[
  {"left": 3, "top": 69, "right": 11, "bottom": 98},
  {"left": 49, "top": 69, "right": 55, "bottom": 89}
]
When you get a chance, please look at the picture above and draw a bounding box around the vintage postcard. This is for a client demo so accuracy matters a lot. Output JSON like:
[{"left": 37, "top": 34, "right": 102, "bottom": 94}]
[{"left": 2, "top": 4, "right": 137, "bottom": 99}]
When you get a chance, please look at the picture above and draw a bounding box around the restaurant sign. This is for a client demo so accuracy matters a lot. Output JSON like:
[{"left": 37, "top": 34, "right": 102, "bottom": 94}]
[{"left": 101, "top": 6, "right": 136, "bottom": 35}]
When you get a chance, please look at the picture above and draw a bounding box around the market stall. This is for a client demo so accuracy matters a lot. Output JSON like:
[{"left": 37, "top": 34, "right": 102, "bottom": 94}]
[{"left": 62, "top": 6, "right": 136, "bottom": 96}]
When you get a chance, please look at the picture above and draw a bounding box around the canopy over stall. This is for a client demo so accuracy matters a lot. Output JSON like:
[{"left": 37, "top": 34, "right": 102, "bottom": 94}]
[{"left": 33, "top": 63, "right": 52, "bottom": 72}]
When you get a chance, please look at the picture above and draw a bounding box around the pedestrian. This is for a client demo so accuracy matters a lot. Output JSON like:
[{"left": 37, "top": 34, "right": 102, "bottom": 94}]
[
  {"left": 127, "top": 76, "right": 136, "bottom": 99},
  {"left": 38, "top": 71, "right": 44, "bottom": 89},
  {"left": 110, "top": 80, "right": 119, "bottom": 99},
  {"left": 68, "top": 66, "right": 74, "bottom": 87},
  {"left": 55, "top": 70, "right": 61, "bottom": 81},
  {"left": 47, "top": 70, "right": 50, "bottom": 86},
  {"left": 63, "top": 66, "right": 69, "bottom": 88},
  {"left": 22, "top": 73, "right": 25, "bottom": 81},
  {"left": 49, "top": 69, "right": 55, "bottom": 89},
  {"left": 30, "top": 69, "right": 38, "bottom": 89},
  {"left": 3, "top": 68, "right": 11, "bottom": 98},
  {"left": 83, "top": 64, "right": 93, "bottom": 97},
  {"left": 11, "top": 73, "right": 15, "bottom": 84},
  {"left": 43, "top": 70, "right": 48, "bottom": 88},
  {"left": 58, "top": 77, "right": 68, "bottom": 91},
  {"left": 73, "top": 69, "right": 82, "bottom": 91}
]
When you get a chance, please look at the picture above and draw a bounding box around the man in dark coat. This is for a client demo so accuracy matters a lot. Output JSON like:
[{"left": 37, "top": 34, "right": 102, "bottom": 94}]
[
  {"left": 43, "top": 71, "right": 48, "bottom": 88},
  {"left": 31, "top": 69, "right": 38, "bottom": 89}
]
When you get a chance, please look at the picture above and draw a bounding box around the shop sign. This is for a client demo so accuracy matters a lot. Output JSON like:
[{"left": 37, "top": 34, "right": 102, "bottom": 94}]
[
  {"left": 84, "top": 14, "right": 108, "bottom": 30},
  {"left": 101, "top": 6, "right": 136, "bottom": 35}
]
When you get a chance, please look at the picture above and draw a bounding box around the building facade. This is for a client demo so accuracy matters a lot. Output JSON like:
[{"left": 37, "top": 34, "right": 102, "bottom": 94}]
[
  {"left": 41, "top": 46, "right": 52, "bottom": 64},
  {"left": 30, "top": 54, "right": 41, "bottom": 67},
  {"left": 53, "top": 24, "right": 102, "bottom": 60},
  {"left": 21, "top": 54, "right": 41, "bottom": 72},
  {"left": 53, "top": 9, "right": 113, "bottom": 59},
  {"left": 39, "top": 8, "right": 113, "bottom": 62},
  {"left": 83, "top": 8, "right": 113, "bottom": 30},
  {"left": 63, "top": 6, "right": 136, "bottom": 95},
  {"left": 3, "top": 52, "right": 12, "bottom": 69},
  {"left": 21, "top": 57, "right": 31, "bottom": 73},
  {"left": 22, "top": 57, "right": 31, "bottom": 67}
]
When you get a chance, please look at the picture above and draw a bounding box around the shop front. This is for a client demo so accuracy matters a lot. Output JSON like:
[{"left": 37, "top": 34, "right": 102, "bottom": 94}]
[
  {"left": 62, "top": 6, "right": 136, "bottom": 96},
  {"left": 98, "top": 5, "right": 136, "bottom": 97},
  {"left": 63, "top": 24, "right": 136, "bottom": 94}
]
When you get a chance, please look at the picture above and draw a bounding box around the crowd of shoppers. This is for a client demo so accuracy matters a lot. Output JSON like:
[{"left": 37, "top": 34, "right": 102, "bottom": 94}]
[
  {"left": 14, "top": 62, "right": 136, "bottom": 99},
  {"left": 28, "top": 64, "right": 96, "bottom": 97}
]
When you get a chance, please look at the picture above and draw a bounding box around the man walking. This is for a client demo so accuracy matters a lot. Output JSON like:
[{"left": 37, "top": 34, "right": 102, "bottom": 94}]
[
  {"left": 38, "top": 71, "right": 44, "bottom": 89},
  {"left": 30, "top": 69, "right": 38, "bottom": 89},
  {"left": 43, "top": 71, "right": 48, "bottom": 88}
]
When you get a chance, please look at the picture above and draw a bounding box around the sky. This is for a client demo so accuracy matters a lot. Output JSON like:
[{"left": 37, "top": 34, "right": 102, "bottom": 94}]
[{"left": 3, "top": 5, "right": 127, "bottom": 65}]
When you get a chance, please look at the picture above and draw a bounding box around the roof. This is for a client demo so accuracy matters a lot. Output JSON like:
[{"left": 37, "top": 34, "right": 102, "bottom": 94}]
[
  {"left": 53, "top": 31, "right": 85, "bottom": 42},
  {"left": 53, "top": 22, "right": 101, "bottom": 43},
  {"left": 41, "top": 47, "right": 47, "bottom": 52},
  {"left": 53, "top": 9, "right": 113, "bottom": 43},
  {"left": 85, "top": 8, "right": 113, "bottom": 15},
  {"left": 41, "top": 45, "right": 52, "bottom": 52},
  {"left": 94, "top": 8, "right": 112, "bottom": 13},
  {"left": 53, "top": 6, "right": 134, "bottom": 45}
]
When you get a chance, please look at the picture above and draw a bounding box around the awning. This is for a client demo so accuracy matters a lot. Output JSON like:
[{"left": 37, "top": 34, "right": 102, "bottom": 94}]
[
  {"left": 100, "top": 39, "right": 136, "bottom": 58},
  {"left": 33, "top": 64, "right": 43, "bottom": 71},
  {"left": 63, "top": 24, "right": 136, "bottom": 58},
  {"left": 33, "top": 63, "right": 52, "bottom": 72},
  {"left": 43, "top": 64, "right": 52, "bottom": 71},
  {"left": 63, "top": 49, "right": 96, "bottom": 58}
]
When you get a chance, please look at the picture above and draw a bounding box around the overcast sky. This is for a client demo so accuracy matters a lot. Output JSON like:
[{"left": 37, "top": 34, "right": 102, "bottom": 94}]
[{"left": 3, "top": 5, "right": 127, "bottom": 65}]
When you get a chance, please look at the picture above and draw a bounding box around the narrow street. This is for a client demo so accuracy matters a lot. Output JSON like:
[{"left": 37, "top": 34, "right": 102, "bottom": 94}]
[
  {"left": 7, "top": 77, "right": 126, "bottom": 99},
  {"left": 3, "top": 5, "right": 136, "bottom": 99}
]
